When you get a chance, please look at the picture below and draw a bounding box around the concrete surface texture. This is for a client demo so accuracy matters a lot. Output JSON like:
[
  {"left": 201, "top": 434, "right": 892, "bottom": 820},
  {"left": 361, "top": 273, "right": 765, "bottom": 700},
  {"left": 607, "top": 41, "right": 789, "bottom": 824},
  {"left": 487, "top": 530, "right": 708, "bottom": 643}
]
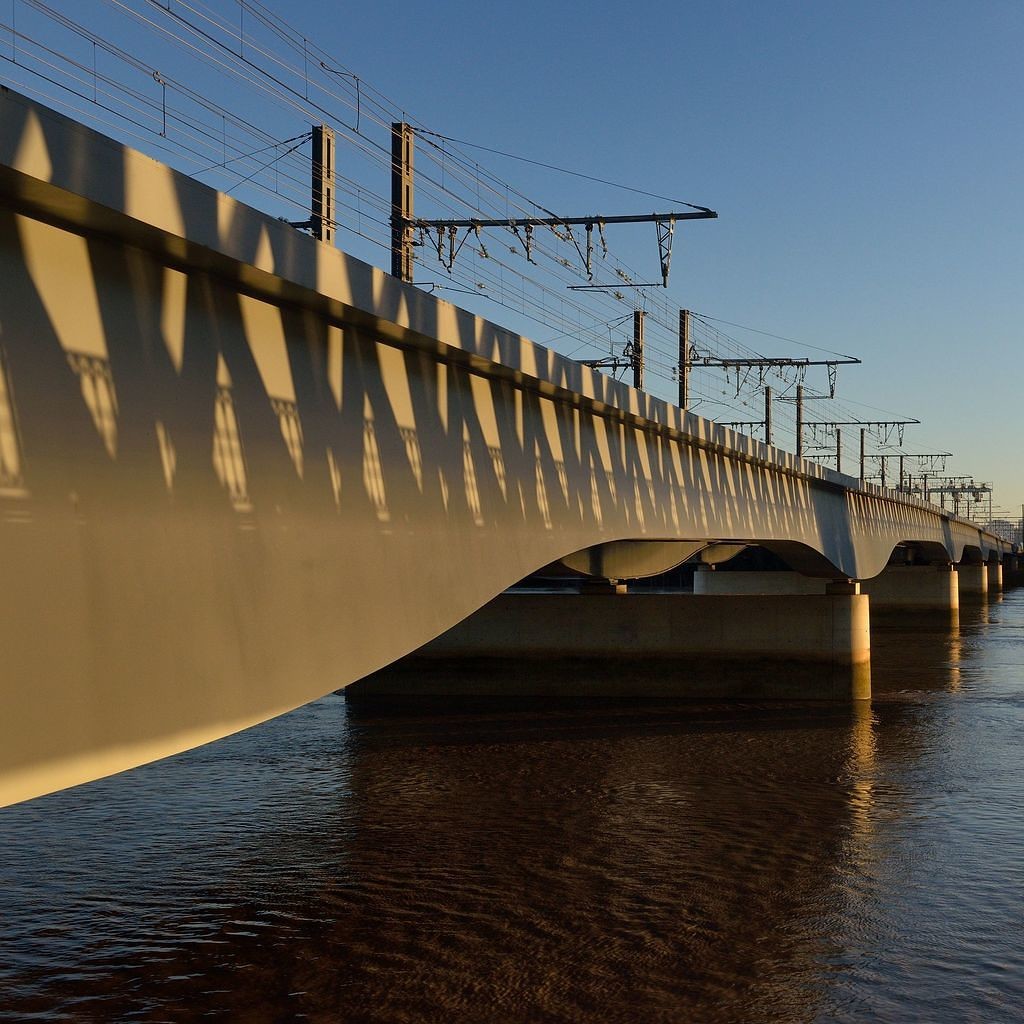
[{"left": 0, "top": 87, "right": 1006, "bottom": 804}]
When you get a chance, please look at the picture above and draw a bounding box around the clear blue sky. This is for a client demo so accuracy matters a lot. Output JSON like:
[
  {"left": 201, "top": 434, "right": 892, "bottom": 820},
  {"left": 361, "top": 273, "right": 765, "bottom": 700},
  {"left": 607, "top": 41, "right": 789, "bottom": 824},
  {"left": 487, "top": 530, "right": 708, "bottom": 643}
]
[
  {"left": 3, "top": 1, "right": 1022, "bottom": 515},
  {"left": 340, "top": 0, "right": 1024, "bottom": 511}
]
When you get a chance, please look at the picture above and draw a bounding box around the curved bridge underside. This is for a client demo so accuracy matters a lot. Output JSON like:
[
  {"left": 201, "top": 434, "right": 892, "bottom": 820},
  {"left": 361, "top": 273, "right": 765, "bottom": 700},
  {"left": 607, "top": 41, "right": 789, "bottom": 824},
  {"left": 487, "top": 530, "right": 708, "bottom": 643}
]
[{"left": 0, "top": 90, "right": 1007, "bottom": 805}]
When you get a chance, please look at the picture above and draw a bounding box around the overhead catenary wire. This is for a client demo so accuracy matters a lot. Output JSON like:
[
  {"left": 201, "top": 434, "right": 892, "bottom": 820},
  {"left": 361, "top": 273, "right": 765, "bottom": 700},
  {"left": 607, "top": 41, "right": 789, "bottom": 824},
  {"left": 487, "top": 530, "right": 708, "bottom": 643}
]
[
  {"left": 0, "top": 29, "right": 398, "bottom": 257},
  {"left": 125, "top": 0, "right": 687, "bottom": 299},
  {"left": 109, "top": 0, "right": 670, "bottom": 294},
  {"left": 8, "top": 4, "right": 675, "bottom": 372},
  {"left": 689, "top": 311, "right": 858, "bottom": 360},
  {"left": 0, "top": 0, "right": 959, "bottom": 477},
  {"left": 413, "top": 127, "right": 714, "bottom": 213}
]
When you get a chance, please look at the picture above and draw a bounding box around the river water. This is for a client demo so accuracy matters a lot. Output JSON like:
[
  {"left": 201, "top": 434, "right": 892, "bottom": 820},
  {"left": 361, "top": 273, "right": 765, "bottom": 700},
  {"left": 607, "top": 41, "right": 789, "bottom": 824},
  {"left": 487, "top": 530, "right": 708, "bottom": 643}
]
[{"left": 2, "top": 592, "right": 1023, "bottom": 1023}]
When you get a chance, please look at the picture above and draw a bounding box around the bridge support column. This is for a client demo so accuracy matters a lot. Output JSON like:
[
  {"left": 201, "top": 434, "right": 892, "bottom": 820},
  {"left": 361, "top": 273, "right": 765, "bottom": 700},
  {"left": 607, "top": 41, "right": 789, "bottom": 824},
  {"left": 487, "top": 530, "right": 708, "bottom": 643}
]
[
  {"left": 1003, "top": 556, "right": 1023, "bottom": 588},
  {"left": 1003, "top": 557, "right": 1019, "bottom": 589},
  {"left": 693, "top": 566, "right": 827, "bottom": 595},
  {"left": 347, "top": 590, "right": 871, "bottom": 702},
  {"left": 859, "top": 564, "right": 959, "bottom": 611},
  {"left": 580, "top": 578, "right": 629, "bottom": 595},
  {"left": 957, "top": 563, "right": 988, "bottom": 601},
  {"left": 987, "top": 562, "right": 1003, "bottom": 591}
]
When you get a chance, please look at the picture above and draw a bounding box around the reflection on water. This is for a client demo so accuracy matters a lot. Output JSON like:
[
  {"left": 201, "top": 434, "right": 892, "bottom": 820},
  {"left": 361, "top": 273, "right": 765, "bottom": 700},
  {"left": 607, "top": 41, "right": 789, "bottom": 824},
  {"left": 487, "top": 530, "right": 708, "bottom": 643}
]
[{"left": 2, "top": 596, "right": 1024, "bottom": 1022}]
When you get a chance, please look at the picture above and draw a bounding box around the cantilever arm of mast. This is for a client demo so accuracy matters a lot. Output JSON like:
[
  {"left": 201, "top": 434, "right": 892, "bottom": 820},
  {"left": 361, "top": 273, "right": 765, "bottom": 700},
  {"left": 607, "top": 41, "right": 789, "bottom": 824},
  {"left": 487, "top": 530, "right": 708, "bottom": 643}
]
[
  {"left": 692, "top": 356, "right": 860, "bottom": 367},
  {"left": 410, "top": 210, "right": 716, "bottom": 285},
  {"left": 408, "top": 210, "right": 717, "bottom": 228},
  {"left": 580, "top": 357, "right": 634, "bottom": 370},
  {"left": 802, "top": 419, "right": 920, "bottom": 426}
]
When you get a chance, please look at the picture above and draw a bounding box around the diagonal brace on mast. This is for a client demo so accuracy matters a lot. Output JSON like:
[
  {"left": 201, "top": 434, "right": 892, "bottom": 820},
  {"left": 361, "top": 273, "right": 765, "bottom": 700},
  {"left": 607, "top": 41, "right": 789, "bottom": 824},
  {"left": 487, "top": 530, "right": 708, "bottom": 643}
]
[
  {"left": 410, "top": 210, "right": 716, "bottom": 284},
  {"left": 656, "top": 216, "right": 676, "bottom": 287}
]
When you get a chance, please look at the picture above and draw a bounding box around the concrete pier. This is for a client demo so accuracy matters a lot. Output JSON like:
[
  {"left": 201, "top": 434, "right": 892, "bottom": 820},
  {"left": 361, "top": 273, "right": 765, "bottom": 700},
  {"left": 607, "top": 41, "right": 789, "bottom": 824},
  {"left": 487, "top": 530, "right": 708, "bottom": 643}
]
[
  {"left": 693, "top": 567, "right": 827, "bottom": 595},
  {"left": 347, "top": 592, "right": 871, "bottom": 702},
  {"left": 1004, "top": 557, "right": 1024, "bottom": 588},
  {"left": 859, "top": 564, "right": 959, "bottom": 610},
  {"left": 957, "top": 563, "right": 989, "bottom": 600},
  {"left": 987, "top": 562, "right": 1003, "bottom": 591}
]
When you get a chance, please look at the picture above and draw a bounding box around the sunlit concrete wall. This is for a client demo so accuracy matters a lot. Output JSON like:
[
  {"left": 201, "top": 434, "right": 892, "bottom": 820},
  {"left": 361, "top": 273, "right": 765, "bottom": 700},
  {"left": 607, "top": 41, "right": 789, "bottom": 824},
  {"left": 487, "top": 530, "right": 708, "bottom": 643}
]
[{"left": 0, "top": 87, "right": 1007, "bottom": 804}]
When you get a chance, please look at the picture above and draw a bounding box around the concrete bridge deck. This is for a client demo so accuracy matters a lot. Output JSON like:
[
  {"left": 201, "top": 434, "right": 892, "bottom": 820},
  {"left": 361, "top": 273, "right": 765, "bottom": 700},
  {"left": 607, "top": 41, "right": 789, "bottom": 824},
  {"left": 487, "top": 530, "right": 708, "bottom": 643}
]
[{"left": 0, "top": 87, "right": 1009, "bottom": 805}]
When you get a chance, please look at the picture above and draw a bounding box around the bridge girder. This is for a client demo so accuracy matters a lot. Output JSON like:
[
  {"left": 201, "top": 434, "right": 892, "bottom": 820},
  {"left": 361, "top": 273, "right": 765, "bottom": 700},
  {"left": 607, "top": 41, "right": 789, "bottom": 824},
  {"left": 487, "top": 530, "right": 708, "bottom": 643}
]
[{"left": 0, "top": 89, "right": 1009, "bottom": 805}]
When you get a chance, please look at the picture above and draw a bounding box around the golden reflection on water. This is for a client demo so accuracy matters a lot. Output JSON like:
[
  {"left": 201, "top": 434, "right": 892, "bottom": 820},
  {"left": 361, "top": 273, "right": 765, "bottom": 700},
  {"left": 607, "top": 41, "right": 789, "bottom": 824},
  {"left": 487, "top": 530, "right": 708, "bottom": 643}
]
[
  {"left": 948, "top": 610, "right": 963, "bottom": 691},
  {"left": 870, "top": 606, "right": 967, "bottom": 696},
  {"left": 845, "top": 699, "right": 877, "bottom": 842}
]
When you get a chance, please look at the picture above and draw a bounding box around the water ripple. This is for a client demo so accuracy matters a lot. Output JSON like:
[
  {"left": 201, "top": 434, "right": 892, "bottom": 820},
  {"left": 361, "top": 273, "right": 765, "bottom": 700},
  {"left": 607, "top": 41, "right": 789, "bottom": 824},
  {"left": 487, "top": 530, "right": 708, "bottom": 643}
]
[{"left": 3, "top": 598, "right": 1024, "bottom": 1021}]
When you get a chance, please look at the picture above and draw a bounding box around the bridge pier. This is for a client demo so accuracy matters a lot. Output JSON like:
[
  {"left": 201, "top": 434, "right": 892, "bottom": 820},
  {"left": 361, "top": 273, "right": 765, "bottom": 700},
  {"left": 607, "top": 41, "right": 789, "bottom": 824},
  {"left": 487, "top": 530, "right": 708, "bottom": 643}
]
[
  {"left": 693, "top": 566, "right": 827, "bottom": 595},
  {"left": 957, "top": 563, "right": 989, "bottom": 601},
  {"left": 859, "top": 564, "right": 959, "bottom": 611},
  {"left": 1003, "top": 556, "right": 1024, "bottom": 588},
  {"left": 987, "top": 561, "right": 1003, "bottom": 592},
  {"left": 580, "top": 578, "right": 629, "bottom": 595},
  {"left": 347, "top": 590, "right": 871, "bottom": 702}
]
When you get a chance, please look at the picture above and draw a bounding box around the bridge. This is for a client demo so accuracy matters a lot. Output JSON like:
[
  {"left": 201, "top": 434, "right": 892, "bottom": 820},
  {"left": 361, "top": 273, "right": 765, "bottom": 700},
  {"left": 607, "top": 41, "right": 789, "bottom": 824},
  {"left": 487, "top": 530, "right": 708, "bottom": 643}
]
[{"left": 0, "top": 88, "right": 1011, "bottom": 807}]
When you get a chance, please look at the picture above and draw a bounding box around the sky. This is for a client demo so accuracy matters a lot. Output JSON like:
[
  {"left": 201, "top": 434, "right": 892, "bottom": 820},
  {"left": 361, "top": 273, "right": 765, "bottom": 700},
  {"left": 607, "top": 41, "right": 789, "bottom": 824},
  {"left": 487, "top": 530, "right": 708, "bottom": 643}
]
[{"left": 2, "top": 0, "right": 1022, "bottom": 516}]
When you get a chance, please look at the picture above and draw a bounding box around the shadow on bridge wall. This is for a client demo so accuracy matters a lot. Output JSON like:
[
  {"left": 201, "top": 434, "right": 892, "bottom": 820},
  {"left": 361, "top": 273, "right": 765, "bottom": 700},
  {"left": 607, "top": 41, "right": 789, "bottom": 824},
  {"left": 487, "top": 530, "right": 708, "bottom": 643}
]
[{"left": 0, "top": 91, "right": 1004, "bottom": 804}]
